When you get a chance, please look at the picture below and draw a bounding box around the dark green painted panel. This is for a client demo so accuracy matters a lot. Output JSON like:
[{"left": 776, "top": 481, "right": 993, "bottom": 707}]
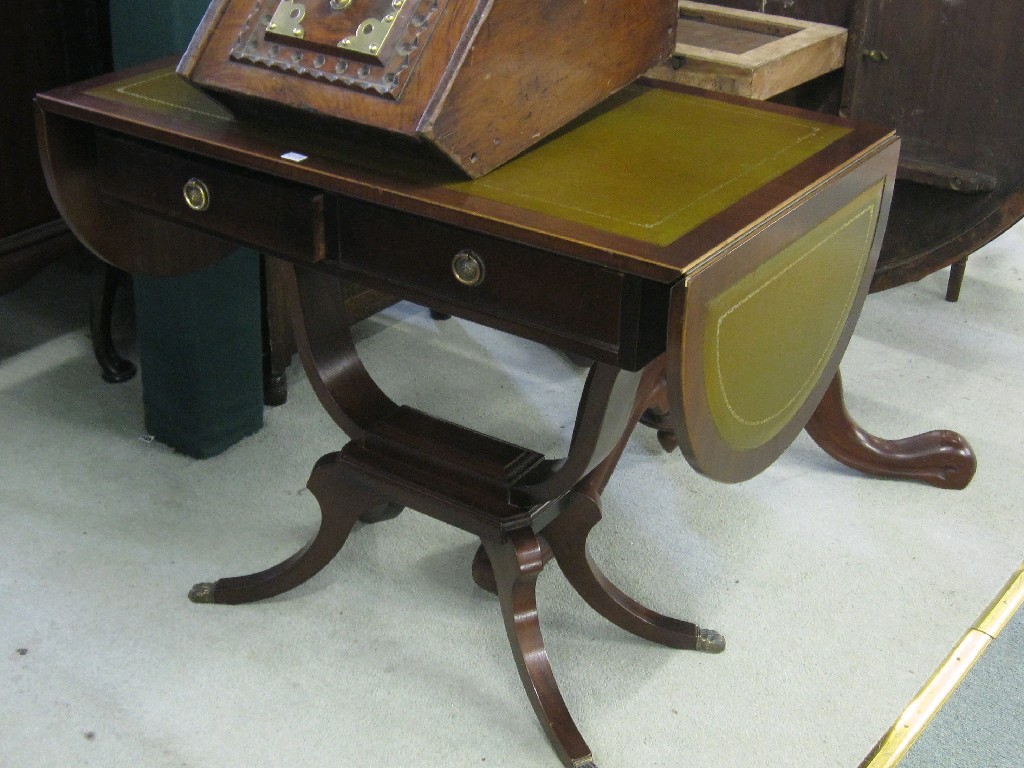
[
  {"left": 109, "top": 4, "right": 263, "bottom": 458},
  {"left": 109, "top": 0, "right": 208, "bottom": 69},
  {"left": 135, "top": 250, "right": 264, "bottom": 458}
]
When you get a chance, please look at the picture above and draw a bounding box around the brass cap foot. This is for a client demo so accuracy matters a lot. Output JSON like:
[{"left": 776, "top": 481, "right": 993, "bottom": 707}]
[
  {"left": 695, "top": 628, "right": 726, "bottom": 654},
  {"left": 188, "top": 582, "right": 216, "bottom": 603}
]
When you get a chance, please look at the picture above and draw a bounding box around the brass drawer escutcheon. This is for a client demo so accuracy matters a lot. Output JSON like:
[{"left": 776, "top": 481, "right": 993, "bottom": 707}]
[
  {"left": 183, "top": 178, "right": 211, "bottom": 212},
  {"left": 451, "top": 249, "right": 485, "bottom": 286}
]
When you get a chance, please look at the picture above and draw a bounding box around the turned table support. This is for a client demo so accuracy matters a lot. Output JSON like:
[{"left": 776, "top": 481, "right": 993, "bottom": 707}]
[{"left": 190, "top": 264, "right": 723, "bottom": 768}]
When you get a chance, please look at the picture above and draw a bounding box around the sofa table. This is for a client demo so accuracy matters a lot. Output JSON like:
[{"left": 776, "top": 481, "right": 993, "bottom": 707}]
[{"left": 36, "top": 60, "right": 976, "bottom": 768}]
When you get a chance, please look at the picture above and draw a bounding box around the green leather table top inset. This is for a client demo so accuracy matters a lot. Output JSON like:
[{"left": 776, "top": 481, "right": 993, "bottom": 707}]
[
  {"left": 448, "top": 87, "right": 850, "bottom": 246},
  {"left": 702, "top": 181, "right": 884, "bottom": 451},
  {"left": 88, "top": 69, "right": 850, "bottom": 247},
  {"left": 91, "top": 68, "right": 236, "bottom": 122}
]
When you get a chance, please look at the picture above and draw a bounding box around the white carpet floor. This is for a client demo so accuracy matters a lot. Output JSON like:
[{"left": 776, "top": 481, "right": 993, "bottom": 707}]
[{"left": 2, "top": 220, "right": 1022, "bottom": 768}]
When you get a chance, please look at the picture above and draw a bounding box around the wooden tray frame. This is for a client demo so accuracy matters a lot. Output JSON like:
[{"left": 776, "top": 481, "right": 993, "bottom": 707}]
[{"left": 648, "top": 1, "right": 847, "bottom": 100}]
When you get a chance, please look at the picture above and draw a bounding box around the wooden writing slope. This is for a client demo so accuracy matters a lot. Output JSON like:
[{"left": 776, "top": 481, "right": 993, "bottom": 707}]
[
  {"left": 36, "top": 61, "right": 976, "bottom": 768},
  {"left": 178, "top": 0, "right": 678, "bottom": 177}
]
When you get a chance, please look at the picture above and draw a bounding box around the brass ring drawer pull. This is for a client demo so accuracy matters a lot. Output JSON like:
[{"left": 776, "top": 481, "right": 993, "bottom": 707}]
[
  {"left": 183, "top": 177, "right": 211, "bottom": 211},
  {"left": 451, "top": 249, "right": 485, "bottom": 286}
]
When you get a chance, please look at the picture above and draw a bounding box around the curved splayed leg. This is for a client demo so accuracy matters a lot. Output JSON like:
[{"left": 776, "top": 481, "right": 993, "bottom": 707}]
[
  {"left": 483, "top": 531, "right": 598, "bottom": 768},
  {"left": 91, "top": 263, "right": 136, "bottom": 384},
  {"left": 190, "top": 452, "right": 391, "bottom": 604},
  {"left": 543, "top": 489, "right": 724, "bottom": 653}
]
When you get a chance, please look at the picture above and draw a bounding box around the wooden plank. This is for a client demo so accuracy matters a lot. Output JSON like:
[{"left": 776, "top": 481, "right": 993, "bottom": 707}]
[{"left": 647, "top": 1, "right": 847, "bottom": 100}]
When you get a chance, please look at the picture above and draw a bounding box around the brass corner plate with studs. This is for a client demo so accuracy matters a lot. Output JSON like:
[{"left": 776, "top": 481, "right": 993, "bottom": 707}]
[
  {"left": 230, "top": 0, "right": 447, "bottom": 99},
  {"left": 179, "top": 0, "right": 680, "bottom": 178}
]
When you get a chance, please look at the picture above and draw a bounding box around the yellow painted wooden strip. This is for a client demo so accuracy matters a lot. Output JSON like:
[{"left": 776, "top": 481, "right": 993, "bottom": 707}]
[{"left": 862, "top": 631, "right": 991, "bottom": 768}]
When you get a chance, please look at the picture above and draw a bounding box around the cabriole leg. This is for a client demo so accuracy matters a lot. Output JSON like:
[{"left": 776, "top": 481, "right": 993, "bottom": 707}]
[
  {"left": 805, "top": 370, "right": 977, "bottom": 490},
  {"left": 91, "top": 263, "right": 136, "bottom": 383}
]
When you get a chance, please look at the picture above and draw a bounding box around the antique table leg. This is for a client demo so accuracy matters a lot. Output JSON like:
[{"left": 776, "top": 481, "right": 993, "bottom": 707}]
[
  {"left": 471, "top": 487, "right": 724, "bottom": 655},
  {"left": 189, "top": 454, "right": 395, "bottom": 604},
  {"left": 91, "top": 263, "right": 136, "bottom": 383},
  {"left": 260, "top": 255, "right": 292, "bottom": 406},
  {"left": 640, "top": 360, "right": 976, "bottom": 490},
  {"left": 543, "top": 487, "right": 724, "bottom": 652},
  {"left": 945, "top": 256, "right": 969, "bottom": 302},
  {"left": 475, "top": 356, "right": 724, "bottom": 652},
  {"left": 483, "top": 530, "right": 597, "bottom": 768},
  {"left": 189, "top": 263, "right": 407, "bottom": 606},
  {"left": 804, "top": 370, "right": 977, "bottom": 490},
  {"left": 545, "top": 360, "right": 727, "bottom": 650}
]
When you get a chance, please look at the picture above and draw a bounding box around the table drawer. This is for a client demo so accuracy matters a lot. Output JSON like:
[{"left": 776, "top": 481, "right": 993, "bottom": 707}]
[
  {"left": 95, "top": 132, "right": 326, "bottom": 263},
  {"left": 335, "top": 200, "right": 633, "bottom": 361}
]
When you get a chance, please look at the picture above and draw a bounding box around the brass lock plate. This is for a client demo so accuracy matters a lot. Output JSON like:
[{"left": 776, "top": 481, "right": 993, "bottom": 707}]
[{"left": 230, "top": 0, "right": 448, "bottom": 100}]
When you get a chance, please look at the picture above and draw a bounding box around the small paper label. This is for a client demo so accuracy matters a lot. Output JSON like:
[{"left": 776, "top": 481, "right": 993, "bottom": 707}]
[{"left": 281, "top": 151, "right": 308, "bottom": 162}]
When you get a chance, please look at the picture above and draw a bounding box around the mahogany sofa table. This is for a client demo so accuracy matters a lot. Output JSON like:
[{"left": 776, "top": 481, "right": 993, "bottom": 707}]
[{"left": 36, "top": 60, "right": 976, "bottom": 768}]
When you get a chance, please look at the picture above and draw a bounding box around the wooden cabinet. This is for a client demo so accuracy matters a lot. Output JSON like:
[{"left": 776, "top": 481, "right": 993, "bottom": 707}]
[
  {"left": 698, "top": 0, "right": 855, "bottom": 26},
  {"left": 0, "top": 0, "right": 113, "bottom": 293},
  {"left": 702, "top": 0, "right": 1024, "bottom": 293},
  {"left": 841, "top": 0, "right": 1024, "bottom": 291}
]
